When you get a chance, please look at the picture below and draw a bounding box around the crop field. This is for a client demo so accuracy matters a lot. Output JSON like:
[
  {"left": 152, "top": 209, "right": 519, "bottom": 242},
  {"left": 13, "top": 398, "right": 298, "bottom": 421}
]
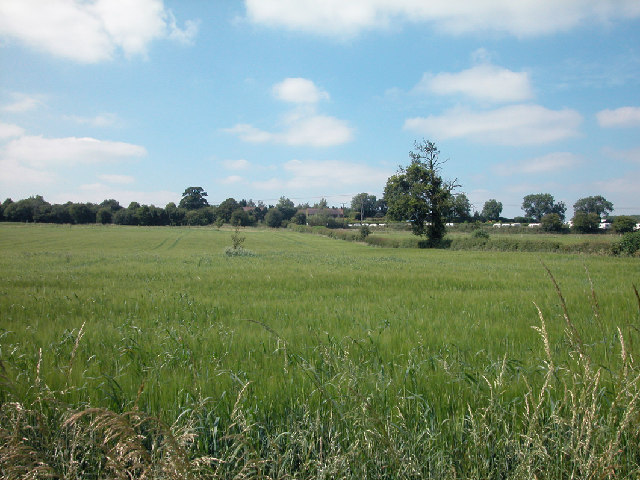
[{"left": 1, "top": 223, "right": 640, "bottom": 479}]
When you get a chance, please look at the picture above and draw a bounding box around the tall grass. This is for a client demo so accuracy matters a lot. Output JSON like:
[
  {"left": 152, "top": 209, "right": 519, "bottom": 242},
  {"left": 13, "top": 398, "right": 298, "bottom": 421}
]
[{"left": 1, "top": 224, "right": 639, "bottom": 477}]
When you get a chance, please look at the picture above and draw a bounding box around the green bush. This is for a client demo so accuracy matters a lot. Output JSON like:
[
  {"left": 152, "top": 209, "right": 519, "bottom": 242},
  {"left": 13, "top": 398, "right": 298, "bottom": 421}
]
[
  {"left": 614, "top": 231, "right": 640, "bottom": 256},
  {"left": 612, "top": 215, "right": 636, "bottom": 234}
]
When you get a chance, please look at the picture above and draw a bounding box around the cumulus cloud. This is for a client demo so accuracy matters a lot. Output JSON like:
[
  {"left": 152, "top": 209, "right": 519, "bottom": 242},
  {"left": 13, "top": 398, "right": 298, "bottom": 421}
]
[
  {"left": 221, "top": 175, "right": 244, "bottom": 184},
  {"left": 2, "top": 93, "right": 45, "bottom": 113},
  {"left": 404, "top": 104, "right": 582, "bottom": 145},
  {"left": 0, "top": 0, "right": 198, "bottom": 63},
  {"left": 2, "top": 135, "right": 147, "bottom": 168},
  {"left": 225, "top": 115, "right": 353, "bottom": 147},
  {"left": 224, "top": 78, "right": 353, "bottom": 147},
  {"left": 416, "top": 64, "right": 533, "bottom": 103},
  {"left": 597, "top": 106, "right": 640, "bottom": 128},
  {"left": 273, "top": 78, "right": 329, "bottom": 104},
  {"left": 0, "top": 122, "right": 25, "bottom": 139},
  {"left": 494, "top": 152, "right": 582, "bottom": 176},
  {"left": 244, "top": 0, "right": 640, "bottom": 37}
]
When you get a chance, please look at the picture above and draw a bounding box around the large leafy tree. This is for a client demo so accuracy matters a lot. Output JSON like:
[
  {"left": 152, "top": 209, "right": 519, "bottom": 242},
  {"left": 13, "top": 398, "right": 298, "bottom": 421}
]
[
  {"left": 448, "top": 193, "right": 471, "bottom": 222},
  {"left": 482, "top": 199, "right": 503, "bottom": 222},
  {"left": 522, "top": 193, "right": 566, "bottom": 222},
  {"left": 384, "top": 140, "right": 457, "bottom": 246},
  {"left": 276, "top": 196, "right": 297, "bottom": 220},
  {"left": 351, "top": 193, "right": 377, "bottom": 220},
  {"left": 573, "top": 195, "right": 613, "bottom": 217},
  {"left": 179, "top": 187, "right": 209, "bottom": 210}
]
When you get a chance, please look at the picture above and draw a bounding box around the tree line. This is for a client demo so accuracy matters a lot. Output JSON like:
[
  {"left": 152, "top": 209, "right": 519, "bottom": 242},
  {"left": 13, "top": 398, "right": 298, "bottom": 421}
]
[{"left": 1, "top": 140, "right": 637, "bottom": 242}]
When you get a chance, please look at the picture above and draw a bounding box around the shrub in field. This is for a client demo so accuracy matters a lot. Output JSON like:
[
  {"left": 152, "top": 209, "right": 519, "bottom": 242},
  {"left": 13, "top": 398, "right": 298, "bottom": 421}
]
[
  {"left": 225, "top": 227, "right": 255, "bottom": 256},
  {"left": 572, "top": 211, "right": 600, "bottom": 233},
  {"left": 613, "top": 215, "right": 637, "bottom": 234},
  {"left": 541, "top": 212, "right": 564, "bottom": 232},
  {"left": 614, "top": 230, "right": 640, "bottom": 256}
]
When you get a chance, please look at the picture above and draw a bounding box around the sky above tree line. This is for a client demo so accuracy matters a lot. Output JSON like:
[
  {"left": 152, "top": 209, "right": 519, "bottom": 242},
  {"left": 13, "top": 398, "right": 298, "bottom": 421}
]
[{"left": 1, "top": 0, "right": 639, "bottom": 218}]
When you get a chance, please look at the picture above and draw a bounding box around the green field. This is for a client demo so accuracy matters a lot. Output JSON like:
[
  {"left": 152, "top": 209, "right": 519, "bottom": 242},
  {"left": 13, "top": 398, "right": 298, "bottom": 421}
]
[{"left": 1, "top": 223, "right": 639, "bottom": 478}]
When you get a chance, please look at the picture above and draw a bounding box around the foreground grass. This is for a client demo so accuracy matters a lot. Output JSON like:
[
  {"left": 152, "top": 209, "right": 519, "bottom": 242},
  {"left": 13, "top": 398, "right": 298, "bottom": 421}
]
[{"left": 1, "top": 224, "right": 639, "bottom": 478}]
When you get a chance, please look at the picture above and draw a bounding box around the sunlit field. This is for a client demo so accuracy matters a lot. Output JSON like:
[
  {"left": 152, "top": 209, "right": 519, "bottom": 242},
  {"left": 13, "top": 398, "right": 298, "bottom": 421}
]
[{"left": 1, "top": 223, "right": 639, "bottom": 478}]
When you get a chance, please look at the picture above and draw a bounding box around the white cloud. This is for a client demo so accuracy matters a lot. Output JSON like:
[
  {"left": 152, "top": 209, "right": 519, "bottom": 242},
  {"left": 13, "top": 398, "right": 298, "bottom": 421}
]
[
  {"left": 0, "top": 122, "right": 25, "bottom": 139},
  {"left": 283, "top": 159, "right": 390, "bottom": 188},
  {"left": 596, "top": 106, "right": 640, "bottom": 128},
  {"left": 3, "top": 135, "right": 147, "bottom": 168},
  {"left": 494, "top": 152, "right": 581, "bottom": 176},
  {"left": 250, "top": 159, "right": 391, "bottom": 194},
  {"left": 244, "top": 0, "right": 640, "bottom": 37},
  {"left": 0, "top": 0, "right": 198, "bottom": 63},
  {"left": 225, "top": 115, "right": 353, "bottom": 147},
  {"left": 221, "top": 175, "right": 244, "bottom": 184},
  {"left": 2, "top": 93, "right": 45, "bottom": 113},
  {"left": 222, "top": 159, "right": 251, "bottom": 170},
  {"left": 404, "top": 104, "right": 582, "bottom": 145},
  {"left": 273, "top": 78, "right": 329, "bottom": 104},
  {"left": 417, "top": 64, "right": 533, "bottom": 103},
  {"left": 98, "top": 174, "right": 134, "bottom": 184}
]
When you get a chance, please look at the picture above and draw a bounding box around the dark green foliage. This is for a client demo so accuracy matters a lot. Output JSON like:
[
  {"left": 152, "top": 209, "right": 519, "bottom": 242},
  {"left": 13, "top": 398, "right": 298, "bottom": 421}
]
[
  {"left": 614, "top": 231, "right": 640, "bottom": 255},
  {"left": 96, "top": 207, "right": 112, "bottom": 224},
  {"left": 265, "top": 208, "right": 283, "bottom": 228},
  {"left": 482, "top": 199, "right": 503, "bottom": 221},
  {"left": 230, "top": 209, "right": 253, "bottom": 226},
  {"left": 541, "top": 213, "right": 564, "bottom": 232},
  {"left": 573, "top": 195, "right": 613, "bottom": 216},
  {"left": 69, "top": 203, "right": 97, "bottom": 224},
  {"left": 292, "top": 211, "right": 307, "bottom": 225},
  {"left": 179, "top": 186, "right": 209, "bottom": 210},
  {"left": 276, "top": 196, "right": 297, "bottom": 221},
  {"left": 522, "top": 193, "right": 566, "bottom": 221},
  {"left": 448, "top": 193, "right": 472, "bottom": 222},
  {"left": 216, "top": 198, "right": 239, "bottom": 223},
  {"left": 384, "top": 140, "right": 457, "bottom": 247},
  {"left": 572, "top": 211, "right": 600, "bottom": 233},
  {"left": 612, "top": 215, "right": 636, "bottom": 233},
  {"left": 351, "top": 192, "right": 377, "bottom": 219}
]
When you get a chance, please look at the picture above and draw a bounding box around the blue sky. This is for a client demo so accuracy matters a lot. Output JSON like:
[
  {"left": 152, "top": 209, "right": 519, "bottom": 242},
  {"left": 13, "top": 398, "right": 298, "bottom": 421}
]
[{"left": 1, "top": 0, "right": 639, "bottom": 218}]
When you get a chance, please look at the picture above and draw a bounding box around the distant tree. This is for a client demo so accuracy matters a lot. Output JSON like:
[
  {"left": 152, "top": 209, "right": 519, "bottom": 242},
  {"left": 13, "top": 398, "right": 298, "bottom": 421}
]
[
  {"left": 572, "top": 212, "right": 600, "bottom": 233},
  {"left": 216, "top": 198, "right": 239, "bottom": 223},
  {"left": 292, "top": 211, "right": 307, "bottom": 225},
  {"left": 612, "top": 216, "right": 636, "bottom": 234},
  {"left": 374, "top": 198, "right": 388, "bottom": 217},
  {"left": 96, "top": 208, "right": 112, "bottom": 224},
  {"left": 4, "top": 196, "right": 49, "bottom": 222},
  {"left": 351, "top": 193, "right": 377, "bottom": 220},
  {"left": 164, "top": 202, "right": 186, "bottom": 226},
  {"left": 179, "top": 187, "right": 209, "bottom": 210},
  {"left": 100, "top": 199, "right": 123, "bottom": 212},
  {"left": 276, "top": 196, "right": 297, "bottom": 220},
  {"left": 522, "top": 193, "right": 566, "bottom": 222},
  {"left": 313, "top": 198, "right": 328, "bottom": 209},
  {"left": 384, "top": 140, "right": 457, "bottom": 246},
  {"left": 482, "top": 199, "right": 503, "bottom": 222},
  {"left": 449, "top": 193, "right": 472, "bottom": 222},
  {"left": 69, "top": 203, "right": 97, "bottom": 224},
  {"left": 541, "top": 213, "right": 564, "bottom": 232},
  {"left": 573, "top": 195, "right": 613, "bottom": 217},
  {"left": 265, "top": 208, "right": 283, "bottom": 228},
  {"left": 231, "top": 209, "right": 253, "bottom": 226}
]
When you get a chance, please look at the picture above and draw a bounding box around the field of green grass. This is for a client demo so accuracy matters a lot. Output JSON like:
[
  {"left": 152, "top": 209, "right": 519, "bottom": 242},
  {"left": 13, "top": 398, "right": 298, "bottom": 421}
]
[{"left": 1, "top": 223, "right": 639, "bottom": 478}]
